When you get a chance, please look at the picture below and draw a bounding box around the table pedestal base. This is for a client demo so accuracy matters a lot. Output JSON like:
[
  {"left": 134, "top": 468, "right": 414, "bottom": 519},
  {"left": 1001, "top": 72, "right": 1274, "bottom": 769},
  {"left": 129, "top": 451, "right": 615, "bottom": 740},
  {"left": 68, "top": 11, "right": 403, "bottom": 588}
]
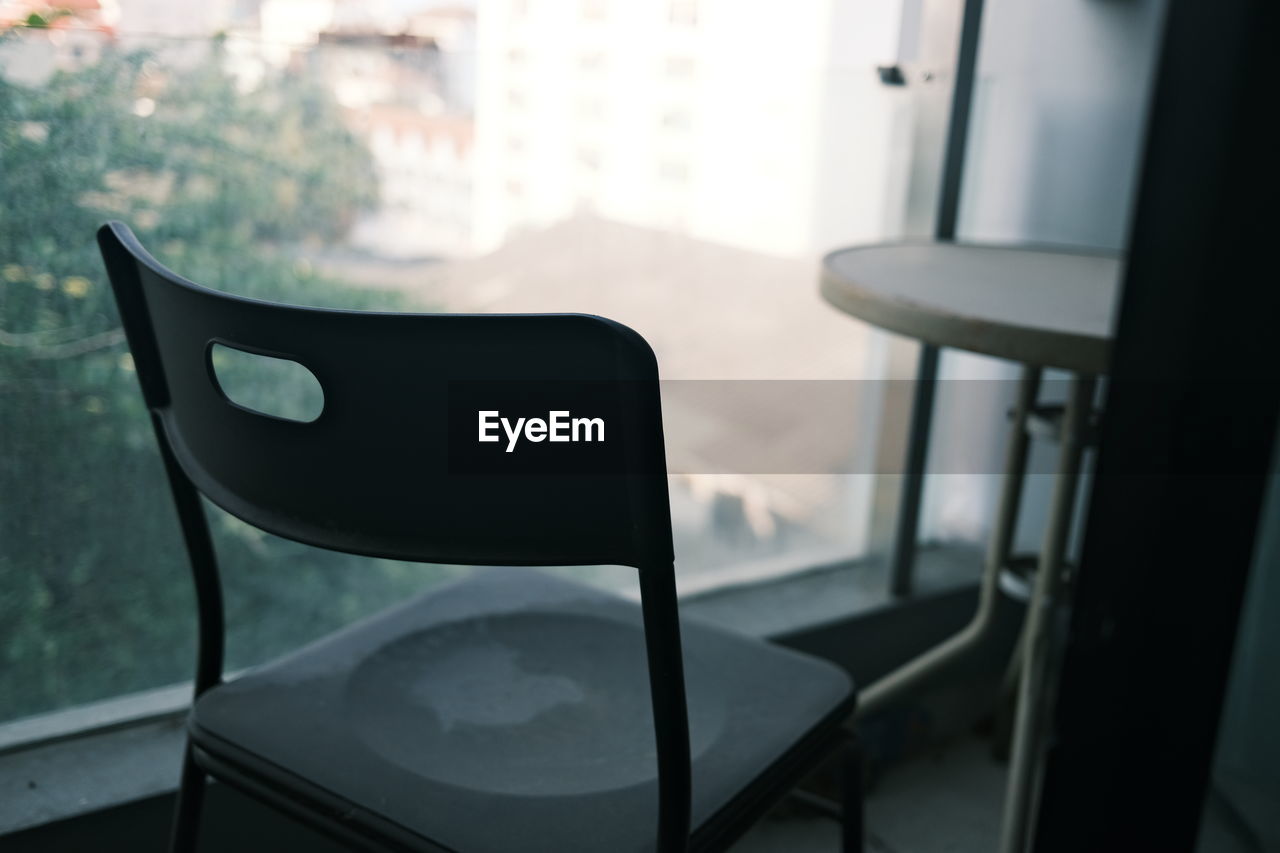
[{"left": 853, "top": 367, "right": 1098, "bottom": 853}]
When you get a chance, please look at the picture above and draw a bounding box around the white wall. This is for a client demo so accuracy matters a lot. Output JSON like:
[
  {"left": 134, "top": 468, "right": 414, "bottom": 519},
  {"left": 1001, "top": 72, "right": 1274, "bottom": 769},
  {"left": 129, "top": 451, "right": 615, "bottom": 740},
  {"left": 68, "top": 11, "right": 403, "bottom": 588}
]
[
  {"left": 917, "top": 0, "right": 1167, "bottom": 549},
  {"left": 960, "top": 0, "right": 1167, "bottom": 250}
]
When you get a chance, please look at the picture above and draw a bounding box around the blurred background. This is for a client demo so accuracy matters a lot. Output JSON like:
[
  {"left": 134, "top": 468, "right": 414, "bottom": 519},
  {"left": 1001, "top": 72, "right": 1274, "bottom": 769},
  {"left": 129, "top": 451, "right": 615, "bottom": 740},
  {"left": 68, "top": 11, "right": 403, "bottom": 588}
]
[
  {"left": 0, "top": 0, "right": 1157, "bottom": 744},
  {"left": 14, "top": 2, "right": 1280, "bottom": 852},
  {"left": 0, "top": 0, "right": 907, "bottom": 725}
]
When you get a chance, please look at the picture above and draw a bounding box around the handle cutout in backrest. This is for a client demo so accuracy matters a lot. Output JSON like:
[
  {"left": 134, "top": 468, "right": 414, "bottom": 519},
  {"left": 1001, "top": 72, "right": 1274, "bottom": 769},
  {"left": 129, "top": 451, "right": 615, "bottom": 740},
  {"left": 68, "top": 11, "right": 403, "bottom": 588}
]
[{"left": 208, "top": 342, "right": 325, "bottom": 423}]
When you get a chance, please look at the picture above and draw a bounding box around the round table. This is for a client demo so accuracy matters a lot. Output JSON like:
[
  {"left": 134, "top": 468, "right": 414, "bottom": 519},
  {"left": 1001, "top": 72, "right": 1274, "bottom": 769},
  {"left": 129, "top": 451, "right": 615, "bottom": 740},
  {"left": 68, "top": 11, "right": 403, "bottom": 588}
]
[
  {"left": 821, "top": 242, "right": 1122, "bottom": 853},
  {"left": 821, "top": 242, "right": 1119, "bottom": 373}
]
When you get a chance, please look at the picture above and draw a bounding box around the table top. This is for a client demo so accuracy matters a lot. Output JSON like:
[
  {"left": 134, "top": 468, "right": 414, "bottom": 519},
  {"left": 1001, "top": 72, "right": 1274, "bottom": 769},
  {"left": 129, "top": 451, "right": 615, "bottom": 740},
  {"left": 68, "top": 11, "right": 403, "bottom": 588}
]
[{"left": 821, "top": 242, "right": 1122, "bottom": 374}]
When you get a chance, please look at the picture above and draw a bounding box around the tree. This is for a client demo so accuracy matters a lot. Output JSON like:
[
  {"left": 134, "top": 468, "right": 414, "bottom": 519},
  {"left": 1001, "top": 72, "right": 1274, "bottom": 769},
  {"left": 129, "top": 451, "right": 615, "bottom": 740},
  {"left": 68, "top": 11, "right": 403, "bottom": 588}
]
[{"left": 0, "top": 31, "right": 451, "bottom": 720}]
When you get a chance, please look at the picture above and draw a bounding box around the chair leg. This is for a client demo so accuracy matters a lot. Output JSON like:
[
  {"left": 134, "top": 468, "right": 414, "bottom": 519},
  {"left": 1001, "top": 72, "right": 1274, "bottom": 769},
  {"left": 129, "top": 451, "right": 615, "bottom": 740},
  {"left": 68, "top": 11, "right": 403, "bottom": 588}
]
[
  {"left": 169, "top": 742, "right": 208, "bottom": 853},
  {"left": 841, "top": 735, "right": 865, "bottom": 853}
]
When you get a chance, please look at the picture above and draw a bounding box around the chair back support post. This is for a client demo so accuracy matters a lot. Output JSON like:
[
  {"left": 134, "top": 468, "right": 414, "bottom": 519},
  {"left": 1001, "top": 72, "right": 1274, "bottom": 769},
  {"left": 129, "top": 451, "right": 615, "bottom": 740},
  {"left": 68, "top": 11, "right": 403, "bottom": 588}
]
[
  {"left": 152, "top": 411, "right": 226, "bottom": 696},
  {"left": 640, "top": 561, "right": 693, "bottom": 853},
  {"left": 99, "top": 225, "right": 226, "bottom": 696}
]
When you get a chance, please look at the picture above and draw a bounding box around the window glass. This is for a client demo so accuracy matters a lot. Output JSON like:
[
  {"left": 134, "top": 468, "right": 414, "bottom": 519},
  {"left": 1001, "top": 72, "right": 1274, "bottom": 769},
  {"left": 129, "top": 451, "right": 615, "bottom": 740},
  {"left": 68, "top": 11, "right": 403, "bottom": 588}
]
[{"left": 0, "top": 1, "right": 904, "bottom": 723}]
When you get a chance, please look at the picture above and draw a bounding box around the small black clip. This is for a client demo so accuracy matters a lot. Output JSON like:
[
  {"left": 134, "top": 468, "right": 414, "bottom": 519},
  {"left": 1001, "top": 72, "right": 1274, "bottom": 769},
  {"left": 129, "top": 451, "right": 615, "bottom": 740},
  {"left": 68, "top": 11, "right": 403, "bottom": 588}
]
[{"left": 876, "top": 64, "right": 907, "bottom": 86}]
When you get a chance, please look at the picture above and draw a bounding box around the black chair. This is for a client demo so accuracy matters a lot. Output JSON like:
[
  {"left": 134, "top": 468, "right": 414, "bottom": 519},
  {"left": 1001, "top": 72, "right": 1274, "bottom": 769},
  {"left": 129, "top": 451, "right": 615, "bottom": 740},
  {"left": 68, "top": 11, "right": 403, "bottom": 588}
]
[{"left": 97, "top": 221, "right": 860, "bottom": 853}]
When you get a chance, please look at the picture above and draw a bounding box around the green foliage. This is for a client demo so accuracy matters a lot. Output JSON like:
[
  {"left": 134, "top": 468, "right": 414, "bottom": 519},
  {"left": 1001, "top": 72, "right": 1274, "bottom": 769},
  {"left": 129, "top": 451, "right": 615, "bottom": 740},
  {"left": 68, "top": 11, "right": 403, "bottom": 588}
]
[{"left": 0, "top": 40, "right": 454, "bottom": 721}]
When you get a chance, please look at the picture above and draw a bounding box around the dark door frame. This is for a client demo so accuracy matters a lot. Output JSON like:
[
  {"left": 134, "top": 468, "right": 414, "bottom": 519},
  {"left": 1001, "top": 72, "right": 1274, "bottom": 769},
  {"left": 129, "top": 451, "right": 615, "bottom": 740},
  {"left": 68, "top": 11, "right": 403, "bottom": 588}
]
[{"left": 1034, "top": 0, "right": 1278, "bottom": 849}]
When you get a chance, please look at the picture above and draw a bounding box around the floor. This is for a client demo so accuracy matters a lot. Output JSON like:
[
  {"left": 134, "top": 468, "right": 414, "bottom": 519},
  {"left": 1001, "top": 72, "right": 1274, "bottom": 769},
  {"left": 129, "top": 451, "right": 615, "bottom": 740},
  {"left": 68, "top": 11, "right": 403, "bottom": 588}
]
[
  {"left": 730, "top": 734, "right": 1270, "bottom": 853},
  {"left": 8, "top": 727, "right": 1262, "bottom": 851},
  {"left": 732, "top": 735, "right": 1005, "bottom": 853}
]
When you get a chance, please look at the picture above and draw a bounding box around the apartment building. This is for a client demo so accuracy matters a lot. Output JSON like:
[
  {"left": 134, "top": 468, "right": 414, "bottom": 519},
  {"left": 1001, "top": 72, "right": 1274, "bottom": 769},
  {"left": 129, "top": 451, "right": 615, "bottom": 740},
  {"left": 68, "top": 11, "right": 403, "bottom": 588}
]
[{"left": 472, "top": 0, "right": 903, "bottom": 256}]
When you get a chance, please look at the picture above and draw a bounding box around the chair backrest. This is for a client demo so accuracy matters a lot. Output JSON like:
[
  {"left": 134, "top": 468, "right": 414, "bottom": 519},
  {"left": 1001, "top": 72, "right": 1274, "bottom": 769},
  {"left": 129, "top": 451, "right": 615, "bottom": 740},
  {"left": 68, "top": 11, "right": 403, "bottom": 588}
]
[{"left": 97, "top": 222, "right": 674, "bottom": 569}]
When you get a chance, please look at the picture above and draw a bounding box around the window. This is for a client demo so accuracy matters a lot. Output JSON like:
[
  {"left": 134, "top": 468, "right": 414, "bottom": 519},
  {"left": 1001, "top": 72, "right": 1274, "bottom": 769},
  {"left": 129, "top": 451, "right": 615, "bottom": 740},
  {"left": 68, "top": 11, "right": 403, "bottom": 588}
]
[
  {"left": 1, "top": 0, "right": 906, "bottom": 727},
  {"left": 669, "top": 0, "right": 699, "bottom": 27},
  {"left": 575, "top": 94, "right": 606, "bottom": 122},
  {"left": 664, "top": 54, "right": 696, "bottom": 79},
  {"left": 657, "top": 158, "right": 690, "bottom": 182},
  {"left": 578, "top": 51, "right": 607, "bottom": 73},
  {"left": 659, "top": 107, "right": 692, "bottom": 132}
]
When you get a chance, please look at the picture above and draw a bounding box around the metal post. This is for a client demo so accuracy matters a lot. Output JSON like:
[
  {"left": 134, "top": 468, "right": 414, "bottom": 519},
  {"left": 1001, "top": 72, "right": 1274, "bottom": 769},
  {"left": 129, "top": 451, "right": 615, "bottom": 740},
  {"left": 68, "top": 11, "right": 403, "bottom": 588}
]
[
  {"left": 999, "top": 374, "right": 1096, "bottom": 853},
  {"left": 889, "top": 343, "right": 939, "bottom": 596},
  {"left": 935, "top": 0, "right": 987, "bottom": 243},
  {"left": 887, "top": 0, "right": 986, "bottom": 596}
]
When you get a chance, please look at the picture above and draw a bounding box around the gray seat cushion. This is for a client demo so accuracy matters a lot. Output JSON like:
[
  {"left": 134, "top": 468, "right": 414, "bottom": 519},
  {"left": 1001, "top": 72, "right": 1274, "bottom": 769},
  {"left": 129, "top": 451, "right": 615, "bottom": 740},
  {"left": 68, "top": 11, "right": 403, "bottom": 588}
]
[{"left": 192, "top": 570, "right": 854, "bottom": 852}]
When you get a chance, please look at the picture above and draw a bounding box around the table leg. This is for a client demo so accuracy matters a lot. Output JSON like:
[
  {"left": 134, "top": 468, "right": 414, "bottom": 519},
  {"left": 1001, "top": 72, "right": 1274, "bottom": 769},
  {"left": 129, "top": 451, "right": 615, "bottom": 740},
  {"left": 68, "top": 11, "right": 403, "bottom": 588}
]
[
  {"left": 856, "top": 364, "right": 1042, "bottom": 718},
  {"left": 999, "top": 373, "right": 1096, "bottom": 853}
]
